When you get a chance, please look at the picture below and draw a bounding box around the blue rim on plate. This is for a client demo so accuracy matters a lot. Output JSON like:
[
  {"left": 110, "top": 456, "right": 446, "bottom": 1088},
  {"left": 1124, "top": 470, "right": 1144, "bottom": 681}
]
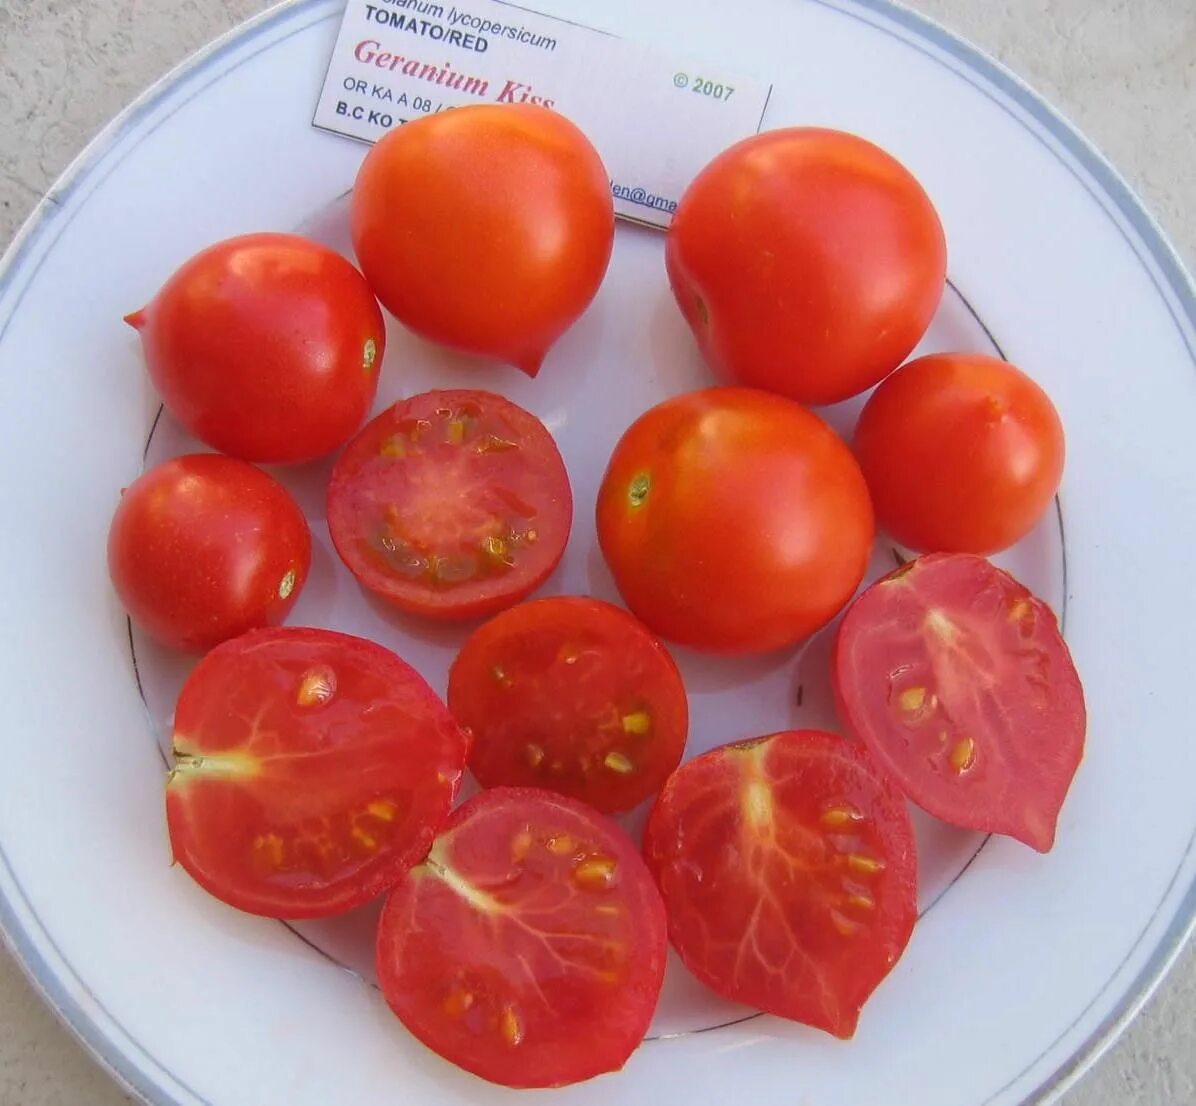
[{"left": 0, "top": 1, "right": 1193, "bottom": 1104}]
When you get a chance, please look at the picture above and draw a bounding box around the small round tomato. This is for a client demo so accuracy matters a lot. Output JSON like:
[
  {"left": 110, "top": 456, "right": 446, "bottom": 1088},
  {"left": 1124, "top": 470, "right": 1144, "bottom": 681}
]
[
  {"left": 327, "top": 390, "right": 571, "bottom": 621},
  {"left": 167, "top": 627, "right": 468, "bottom": 918},
  {"left": 448, "top": 597, "right": 688, "bottom": 813},
  {"left": 596, "top": 387, "right": 874, "bottom": 654},
  {"left": 833, "top": 553, "right": 1086, "bottom": 851},
  {"left": 853, "top": 353, "right": 1066, "bottom": 554},
  {"left": 126, "top": 233, "right": 385, "bottom": 463},
  {"left": 644, "top": 730, "right": 917, "bottom": 1039},
  {"left": 351, "top": 104, "right": 613, "bottom": 376},
  {"left": 666, "top": 127, "right": 946, "bottom": 406},
  {"left": 376, "top": 787, "right": 667, "bottom": 1088},
  {"left": 107, "top": 453, "right": 310, "bottom": 652}
]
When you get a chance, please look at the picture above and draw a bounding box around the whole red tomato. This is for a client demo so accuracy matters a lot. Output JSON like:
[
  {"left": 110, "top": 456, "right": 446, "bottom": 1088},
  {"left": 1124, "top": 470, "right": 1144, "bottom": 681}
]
[
  {"left": 853, "top": 353, "right": 1065, "bottom": 553},
  {"left": 666, "top": 128, "right": 947, "bottom": 406},
  {"left": 351, "top": 104, "right": 613, "bottom": 376},
  {"left": 108, "top": 453, "right": 311, "bottom": 652},
  {"left": 126, "top": 233, "right": 385, "bottom": 464},
  {"left": 595, "top": 387, "right": 874, "bottom": 654}
]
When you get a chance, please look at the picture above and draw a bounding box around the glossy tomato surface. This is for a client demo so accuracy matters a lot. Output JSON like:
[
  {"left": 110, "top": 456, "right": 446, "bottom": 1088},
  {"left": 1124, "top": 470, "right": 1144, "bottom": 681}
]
[
  {"left": 127, "top": 233, "right": 384, "bottom": 463},
  {"left": 854, "top": 353, "right": 1066, "bottom": 554},
  {"left": 107, "top": 453, "right": 310, "bottom": 652},
  {"left": 644, "top": 730, "right": 917, "bottom": 1039},
  {"left": 166, "top": 627, "right": 468, "bottom": 918},
  {"left": 666, "top": 128, "right": 946, "bottom": 406},
  {"left": 376, "top": 788, "right": 667, "bottom": 1087},
  {"left": 327, "top": 390, "right": 572, "bottom": 621},
  {"left": 833, "top": 553, "right": 1085, "bottom": 851},
  {"left": 596, "top": 387, "right": 874, "bottom": 654},
  {"left": 351, "top": 104, "right": 613, "bottom": 376},
  {"left": 448, "top": 597, "right": 688, "bottom": 813}
]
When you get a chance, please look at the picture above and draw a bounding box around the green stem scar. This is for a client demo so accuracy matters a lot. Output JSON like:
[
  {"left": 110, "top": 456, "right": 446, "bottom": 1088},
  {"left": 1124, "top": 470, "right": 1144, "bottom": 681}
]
[{"left": 628, "top": 472, "right": 651, "bottom": 508}]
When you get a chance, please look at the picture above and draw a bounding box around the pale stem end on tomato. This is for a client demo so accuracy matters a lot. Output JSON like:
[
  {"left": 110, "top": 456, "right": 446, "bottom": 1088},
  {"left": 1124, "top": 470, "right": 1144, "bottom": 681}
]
[{"left": 166, "top": 744, "right": 260, "bottom": 787}]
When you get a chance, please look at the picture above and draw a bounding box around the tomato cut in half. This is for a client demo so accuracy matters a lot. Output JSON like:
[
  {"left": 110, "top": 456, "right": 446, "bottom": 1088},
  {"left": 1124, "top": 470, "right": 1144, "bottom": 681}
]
[
  {"left": 166, "top": 627, "right": 469, "bottom": 918},
  {"left": 448, "top": 597, "right": 689, "bottom": 813},
  {"left": 833, "top": 553, "right": 1086, "bottom": 852},
  {"left": 643, "top": 730, "right": 917, "bottom": 1039},
  {"left": 327, "top": 390, "right": 572, "bottom": 621},
  {"left": 376, "top": 788, "right": 667, "bottom": 1088}
]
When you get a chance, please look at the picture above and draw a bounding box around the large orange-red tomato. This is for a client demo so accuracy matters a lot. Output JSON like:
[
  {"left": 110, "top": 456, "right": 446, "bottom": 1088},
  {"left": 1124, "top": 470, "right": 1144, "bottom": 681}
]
[
  {"left": 666, "top": 128, "right": 947, "bottom": 406},
  {"left": 351, "top": 105, "right": 614, "bottom": 377},
  {"left": 595, "top": 387, "right": 875, "bottom": 654},
  {"left": 126, "top": 233, "right": 385, "bottom": 464},
  {"left": 108, "top": 453, "right": 310, "bottom": 652},
  {"left": 853, "top": 353, "right": 1065, "bottom": 554}
]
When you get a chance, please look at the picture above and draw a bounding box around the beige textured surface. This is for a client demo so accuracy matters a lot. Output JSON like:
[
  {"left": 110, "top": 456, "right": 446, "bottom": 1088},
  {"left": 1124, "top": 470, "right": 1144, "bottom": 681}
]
[{"left": 0, "top": 1, "right": 1193, "bottom": 1103}]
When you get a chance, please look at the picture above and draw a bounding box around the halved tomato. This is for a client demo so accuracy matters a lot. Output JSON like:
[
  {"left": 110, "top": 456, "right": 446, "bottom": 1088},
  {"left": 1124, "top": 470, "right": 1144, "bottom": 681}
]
[
  {"left": 643, "top": 730, "right": 917, "bottom": 1039},
  {"left": 376, "top": 788, "right": 667, "bottom": 1088},
  {"left": 833, "top": 553, "right": 1086, "bottom": 851},
  {"left": 448, "top": 597, "right": 688, "bottom": 813},
  {"left": 166, "top": 627, "right": 468, "bottom": 918},
  {"left": 327, "top": 390, "right": 572, "bottom": 620}
]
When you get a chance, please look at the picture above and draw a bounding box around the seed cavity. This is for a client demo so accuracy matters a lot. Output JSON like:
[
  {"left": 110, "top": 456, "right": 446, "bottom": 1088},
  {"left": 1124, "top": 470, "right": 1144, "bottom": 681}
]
[
  {"left": 297, "top": 665, "right": 337, "bottom": 707},
  {"left": 628, "top": 472, "right": 651, "bottom": 508},
  {"left": 362, "top": 337, "right": 377, "bottom": 373},
  {"left": 573, "top": 855, "right": 618, "bottom": 891},
  {"left": 846, "top": 853, "right": 885, "bottom": 876},
  {"left": 278, "top": 569, "right": 297, "bottom": 600},
  {"left": 621, "top": 711, "right": 651, "bottom": 735},
  {"left": 603, "top": 751, "right": 634, "bottom": 774},
  {"left": 949, "top": 737, "right": 976, "bottom": 773},
  {"left": 820, "top": 804, "right": 863, "bottom": 829},
  {"left": 481, "top": 535, "right": 514, "bottom": 567},
  {"left": 898, "top": 686, "right": 926, "bottom": 712}
]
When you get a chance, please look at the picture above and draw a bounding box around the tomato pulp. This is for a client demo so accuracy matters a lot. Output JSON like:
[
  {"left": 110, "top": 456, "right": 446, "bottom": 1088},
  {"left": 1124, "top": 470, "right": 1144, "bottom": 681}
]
[
  {"left": 666, "top": 127, "right": 946, "bottom": 406},
  {"left": 449, "top": 597, "right": 688, "bottom": 812},
  {"left": 166, "top": 628, "right": 469, "bottom": 917},
  {"left": 376, "top": 788, "right": 667, "bottom": 1087},
  {"left": 107, "top": 453, "right": 310, "bottom": 652},
  {"left": 327, "top": 390, "right": 572, "bottom": 620},
  {"left": 127, "top": 233, "right": 385, "bottom": 464},
  {"left": 644, "top": 730, "right": 917, "bottom": 1038},
  {"left": 596, "top": 387, "right": 874, "bottom": 654},
  {"left": 833, "top": 554, "right": 1086, "bottom": 851}
]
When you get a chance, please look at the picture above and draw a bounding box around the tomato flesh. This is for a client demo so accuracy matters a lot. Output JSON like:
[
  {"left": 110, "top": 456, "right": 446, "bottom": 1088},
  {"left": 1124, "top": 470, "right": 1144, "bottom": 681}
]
[
  {"left": 644, "top": 730, "right": 917, "bottom": 1039},
  {"left": 376, "top": 788, "right": 667, "bottom": 1088},
  {"left": 327, "top": 390, "right": 571, "bottom": 620},
  {"left": 166, "top": 628, "right": 468, "bottom": 918},
  {"left": 833, "top": 553, "right": 1086, "bottom": 851},
  {"left": 448, "top": 597, "right": 688, "bottom": 813}
]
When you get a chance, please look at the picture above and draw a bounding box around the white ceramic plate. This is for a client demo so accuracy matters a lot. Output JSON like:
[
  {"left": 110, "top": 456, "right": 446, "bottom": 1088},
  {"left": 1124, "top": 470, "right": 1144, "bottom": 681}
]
[{"left": 1, "top": 1, "right": 1194, "bottom": 1103}]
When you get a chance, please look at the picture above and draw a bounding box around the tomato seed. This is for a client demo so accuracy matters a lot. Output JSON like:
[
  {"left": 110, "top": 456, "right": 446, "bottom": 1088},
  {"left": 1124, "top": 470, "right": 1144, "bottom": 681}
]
[
  {"left": 603, "top": 751, "right": 634, "bottom": 774},
  {"left": 296, "top": 665, "right": 337, "bottom": 707},
  {"left": 829, "top": 908, "right": 861, "bottom": 937},
  {"left": 845, "top": 892, "right": 876, "bottom": 912},
  {"left": 546, "top": 833, "right": 576, "bottom": 856},
  {"left": 500, "top": 1006, "right": 524, "bottom": 1047},
  {"left": 573, "top": 855, "right": 618, "bottom": 891},
  {"left": 621, "top": 711, "right": 651, "bottom": 735},
  {"left": 846, "top": 853, "right": 885, "bottom": 876},
  {"left": 949, "top": 737, "right": 976, "bottom": 773},
  {"left": 524, "top": 743, "right": 545, "bottom": 768},
  {"left": 820, "top": 804, "right": 863, "bottom": 828},
  {"left": 367, "top": 799, "right": 397, "bottom": 822},
  {"left": 442, "top": 985, "right": 474, "bottom": 1018}
]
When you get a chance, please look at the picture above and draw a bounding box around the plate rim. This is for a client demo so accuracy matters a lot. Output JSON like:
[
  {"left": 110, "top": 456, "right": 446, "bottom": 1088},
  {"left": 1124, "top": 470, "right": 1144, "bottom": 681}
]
[{"left": 0, "top": 1, "right": 1193, "bottom": 1104}]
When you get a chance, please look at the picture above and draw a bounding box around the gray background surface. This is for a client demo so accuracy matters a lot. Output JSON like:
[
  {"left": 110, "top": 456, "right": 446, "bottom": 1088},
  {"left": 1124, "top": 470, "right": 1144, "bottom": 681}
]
[{"left": 0, "top": 1, "right": 1193, "bottom": 1103}]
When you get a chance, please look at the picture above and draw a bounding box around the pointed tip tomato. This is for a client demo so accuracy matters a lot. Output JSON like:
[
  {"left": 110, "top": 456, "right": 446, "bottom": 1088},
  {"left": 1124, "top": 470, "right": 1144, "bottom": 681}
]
[
  {"left": 832, "top": 553, "right": 1086, "bottom": 852},
  {"left": 644, "top": 730, "right": 918, "bottom": 1039},
  {"left": 376, "top": 787, "right": 667, "bottom": 1088}
]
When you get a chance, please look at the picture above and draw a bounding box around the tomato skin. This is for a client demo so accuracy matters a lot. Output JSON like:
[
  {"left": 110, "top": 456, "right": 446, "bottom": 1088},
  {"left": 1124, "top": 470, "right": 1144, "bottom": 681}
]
[
  {"left": 448, "top": 597, "right": 689, "bottom": 812},
  {"left": 853, "top": 353, "right": 1065, "bottom": 554},
  {"left": 376, "top": 787, "right": 667, "bottom": 1088},
  {"left": 832, "top": 553, "right": 1086, "bottom": 851},
  {"left": 644, "top": 730, "right": 917, "bottom": 1039},
  {"left": 166, "top": 627, "right": 469, "bottom": 918},
  {"left": 107, "top": 453, "right": 310, "bottom": 652},
  {"left": 596, "top": 387, "right": 874, "bottom": 654},
  {"left": 351, "top": 104, "right": 613, "bottom": 376},
  {"left": 126, "top": 233, "right": 385, "bottom": 464},
  {"left": 327, "top": 389, "right": 571, "bottom": 621},
  {"left": 666, "top": 128, "right": 946, "bottom": 406}
]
